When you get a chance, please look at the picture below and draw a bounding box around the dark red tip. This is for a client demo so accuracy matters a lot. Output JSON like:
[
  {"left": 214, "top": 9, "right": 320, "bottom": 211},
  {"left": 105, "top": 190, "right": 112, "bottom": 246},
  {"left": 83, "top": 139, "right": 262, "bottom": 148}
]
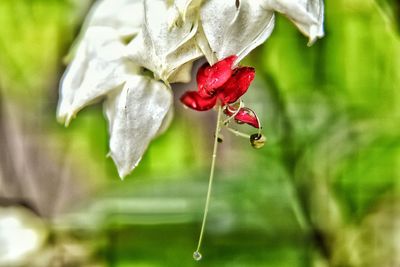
[
  {"left": 234, "top": 108, "right": 260, "bottom": 128},
  {"left": 224, "top": 106, "right": 260, "bottom": 128}
]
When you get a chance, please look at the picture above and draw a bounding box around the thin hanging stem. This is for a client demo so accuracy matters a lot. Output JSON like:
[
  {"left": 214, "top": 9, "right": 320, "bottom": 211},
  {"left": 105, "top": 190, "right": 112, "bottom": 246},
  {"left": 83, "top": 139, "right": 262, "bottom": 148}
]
[
  {"left": 193, "top": 104, "right": 223, "bottom": 260},
  {"left": 225, "top": 126, "right": 251, "bottom": 139}
]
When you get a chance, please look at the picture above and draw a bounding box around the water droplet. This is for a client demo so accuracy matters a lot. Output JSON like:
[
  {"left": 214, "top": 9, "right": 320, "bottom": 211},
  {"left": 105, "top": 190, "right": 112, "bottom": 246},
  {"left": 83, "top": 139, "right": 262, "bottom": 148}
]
[{"left": 193, "top": 251, "right": 202, "bottom": 261}]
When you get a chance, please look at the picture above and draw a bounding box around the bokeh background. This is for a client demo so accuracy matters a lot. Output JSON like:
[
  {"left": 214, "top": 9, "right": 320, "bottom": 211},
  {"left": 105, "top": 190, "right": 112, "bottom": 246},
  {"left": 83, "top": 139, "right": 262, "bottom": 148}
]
[{"left": 0, "top": 0, "right": 399, "bottom": 266}]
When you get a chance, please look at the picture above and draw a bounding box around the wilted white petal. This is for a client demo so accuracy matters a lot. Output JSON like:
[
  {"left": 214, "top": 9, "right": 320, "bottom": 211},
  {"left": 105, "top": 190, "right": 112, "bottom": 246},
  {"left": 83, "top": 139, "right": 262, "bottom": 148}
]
[
  {"left": 58, "top": 26, "right": 136, "bottom": 125},
  {"left": 58, "top": 0, "right": 145, "bottom": 126},
  {"left": 104, "top": 76, "right": 173, "bottom": 178},
  {"left": 58, "top": 27, "right": 138, "bottom": 124},
  {"left": 127, "top": 0, "right": 202, "bottom": 81},
  {"left": 263, "top": 0, "right": 324, "bottom": 45},
  {"left": 200, "top": 0, "right": 275, "bottom": 63},
  {"left": 86, "top": 0, "right": 144, "bottom": 38},
  {"left": 69, "top": 28, "right": 135, "bottom": 114}
]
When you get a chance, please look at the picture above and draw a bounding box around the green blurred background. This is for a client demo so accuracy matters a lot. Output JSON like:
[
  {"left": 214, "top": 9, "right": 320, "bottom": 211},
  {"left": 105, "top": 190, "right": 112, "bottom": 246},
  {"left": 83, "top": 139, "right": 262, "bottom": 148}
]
[{"left": 0, "top": 0, "right": 399, "bottom": 266}]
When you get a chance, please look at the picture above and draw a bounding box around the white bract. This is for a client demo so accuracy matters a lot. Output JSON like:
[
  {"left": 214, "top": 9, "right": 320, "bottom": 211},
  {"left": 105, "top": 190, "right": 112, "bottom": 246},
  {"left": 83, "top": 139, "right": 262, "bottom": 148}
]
[
  {"left": 104, "top": 77, "right": 172, "bottom": 178},
  {"left": 199, "top": 0, "right": 324, "bottom": 64},
  {"left": 126, "top": 0, "right": 203, "bottom": 82},
  {"left": 57, "top": 0, "right": 324, "bottom": 178},
  {"left": 58, "top": 26, "right": 136, "bottom": 125}
]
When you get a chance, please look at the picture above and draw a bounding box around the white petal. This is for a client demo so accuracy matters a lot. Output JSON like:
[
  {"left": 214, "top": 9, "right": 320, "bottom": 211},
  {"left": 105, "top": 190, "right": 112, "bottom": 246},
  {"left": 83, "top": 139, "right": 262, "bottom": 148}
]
[
  {"left": 200, "top": 0, "right": 275, "bottom": 63},
  {"left": 57, "top": 26, "right": 136, "bottom": 125},
  {"left": 58, "top": 0, "right": 146, "bottom": 126},
  {"left": 127, "top": 0, "right": 202, "bottom": 81},
  {"left": 263, "top": 0, "right": 324, "bottom": 45},
  {"left": 104, "top": 76, "right": 173, "bottom": 178},
  {"left": 57, "top": 34, "right": 89, "bottom": 124},
  {"left": 86, "top": 0, "right": 144, "bottom": 38}
]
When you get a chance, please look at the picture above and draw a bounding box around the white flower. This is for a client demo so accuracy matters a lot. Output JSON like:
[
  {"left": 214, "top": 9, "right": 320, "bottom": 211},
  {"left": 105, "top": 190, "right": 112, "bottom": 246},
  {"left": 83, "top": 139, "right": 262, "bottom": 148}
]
[
  {"left": 57, "top": 0, "right": 325, "bottom": 179},
  {"left": 199, "top": 0, "right": 324, "bottom": 63}
]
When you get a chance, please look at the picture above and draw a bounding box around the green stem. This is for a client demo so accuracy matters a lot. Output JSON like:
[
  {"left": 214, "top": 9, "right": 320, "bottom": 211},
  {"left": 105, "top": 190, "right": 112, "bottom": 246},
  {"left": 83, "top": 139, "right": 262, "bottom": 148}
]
[
  {"left": 225, "top": 126, "right": 251, "bottom": 139},
  {"left": 194, "top": 105, "right": 223, "bottom": 260}
]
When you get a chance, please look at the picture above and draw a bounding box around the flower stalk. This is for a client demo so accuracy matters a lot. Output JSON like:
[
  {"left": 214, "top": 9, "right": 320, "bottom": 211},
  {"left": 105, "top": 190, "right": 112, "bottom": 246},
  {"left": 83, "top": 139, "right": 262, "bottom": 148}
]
[
  {"left": 225, "top": 126, "right": 251, "bottom": 139},
  {"left": 193, "top": 104, "right": 223, "bottom": 261}
]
